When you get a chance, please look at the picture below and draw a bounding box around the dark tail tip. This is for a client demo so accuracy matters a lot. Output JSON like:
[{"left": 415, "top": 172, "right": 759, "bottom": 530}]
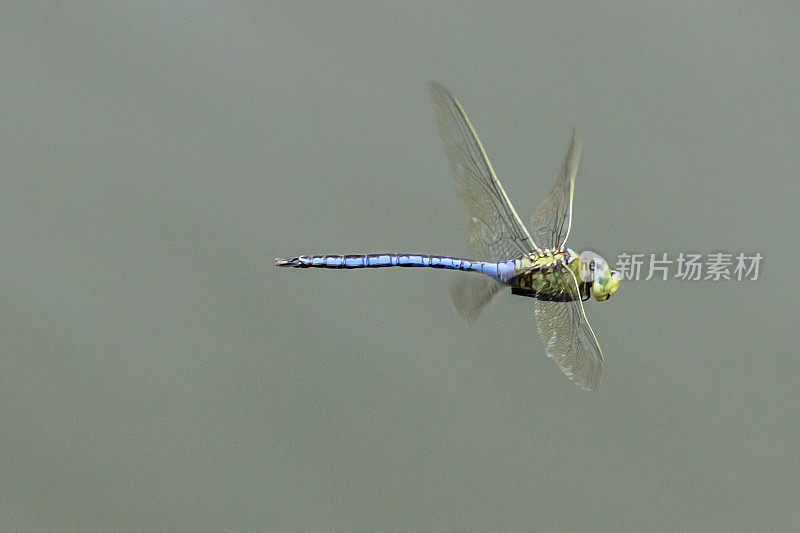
[{"left": 275, "top": 257, "right": 298, "bottom": 267}]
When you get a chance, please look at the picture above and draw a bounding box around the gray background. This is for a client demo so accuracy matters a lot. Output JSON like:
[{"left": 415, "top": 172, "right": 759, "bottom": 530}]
[{"left": 1, "top": 2, "right": 797, "bottom": 531}]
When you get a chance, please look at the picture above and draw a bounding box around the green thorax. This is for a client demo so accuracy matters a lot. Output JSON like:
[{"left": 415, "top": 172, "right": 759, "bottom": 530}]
[{"left": 509, "top": 248, "right": 588, "bottom": 301}]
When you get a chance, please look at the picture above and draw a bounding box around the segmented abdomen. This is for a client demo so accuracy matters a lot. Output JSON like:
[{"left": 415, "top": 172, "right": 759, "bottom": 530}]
[{"left": 276, "top": 253, "right": 517, "bottom": 281}]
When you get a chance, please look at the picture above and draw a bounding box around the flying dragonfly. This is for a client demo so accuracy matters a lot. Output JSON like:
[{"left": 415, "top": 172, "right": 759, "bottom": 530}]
[{"left": 277, "top": 82, "right": 620, "bottom": 390}]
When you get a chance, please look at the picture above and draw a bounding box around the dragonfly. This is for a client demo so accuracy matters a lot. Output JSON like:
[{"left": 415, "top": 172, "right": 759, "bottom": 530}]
[{"left": 277, "top": 82, "right": 620, "bottom": 390}]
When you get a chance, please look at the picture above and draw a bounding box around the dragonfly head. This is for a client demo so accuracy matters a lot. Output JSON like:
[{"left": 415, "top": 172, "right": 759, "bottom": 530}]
[
  {"left": 576, "top": 251, "right": 621, "bottom": 301},
  {"left": 593, "top": 265, "right": 620, "bottom": 301}
]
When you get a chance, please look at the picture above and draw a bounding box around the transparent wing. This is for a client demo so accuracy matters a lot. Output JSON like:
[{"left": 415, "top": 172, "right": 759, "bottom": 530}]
[
  {"left": 449, "top": 274, "right": 504, "bottom": 323},
  {"left": 429, "top": 81, "right": 537, "bottom": 261},
  {"left": 532, "top": 264, "right": 603, "bottom": 391},
  {"left": 529, "top": 131, "right": 582, "bottom": 250}
]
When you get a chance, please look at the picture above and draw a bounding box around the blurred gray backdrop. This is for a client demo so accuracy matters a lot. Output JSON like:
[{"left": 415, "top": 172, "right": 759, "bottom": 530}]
[{"left": 1, "top": 2, "right": 798, "bottom": 531}]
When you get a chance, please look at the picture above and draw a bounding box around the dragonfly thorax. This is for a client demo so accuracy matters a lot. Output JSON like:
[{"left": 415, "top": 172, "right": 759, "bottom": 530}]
[
  {"left": 507, "top": 248, "right": 580, "bottom": 301},
  {"left": 517, "top": 246, "right": 574, "bottom": 271},
  {"left": 508, "top": 248, "right": 620, "bottom": 303}
]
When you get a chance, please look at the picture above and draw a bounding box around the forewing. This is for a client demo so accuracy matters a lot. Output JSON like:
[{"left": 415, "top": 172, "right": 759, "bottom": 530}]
[
  {"left": 532, "top": 264, "right": 603, "bottom": 391},
  {"left": 529, "top": 131, "right": 582, "bottom": 250},
  {"left": 429, "top": 81, "right": 536, "bottom": 261}
]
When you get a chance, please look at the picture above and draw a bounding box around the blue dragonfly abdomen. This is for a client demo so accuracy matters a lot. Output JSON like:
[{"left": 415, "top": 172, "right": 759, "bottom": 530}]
[{"left": 276, "top": 253, "right": 517, "bottom": 282}]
